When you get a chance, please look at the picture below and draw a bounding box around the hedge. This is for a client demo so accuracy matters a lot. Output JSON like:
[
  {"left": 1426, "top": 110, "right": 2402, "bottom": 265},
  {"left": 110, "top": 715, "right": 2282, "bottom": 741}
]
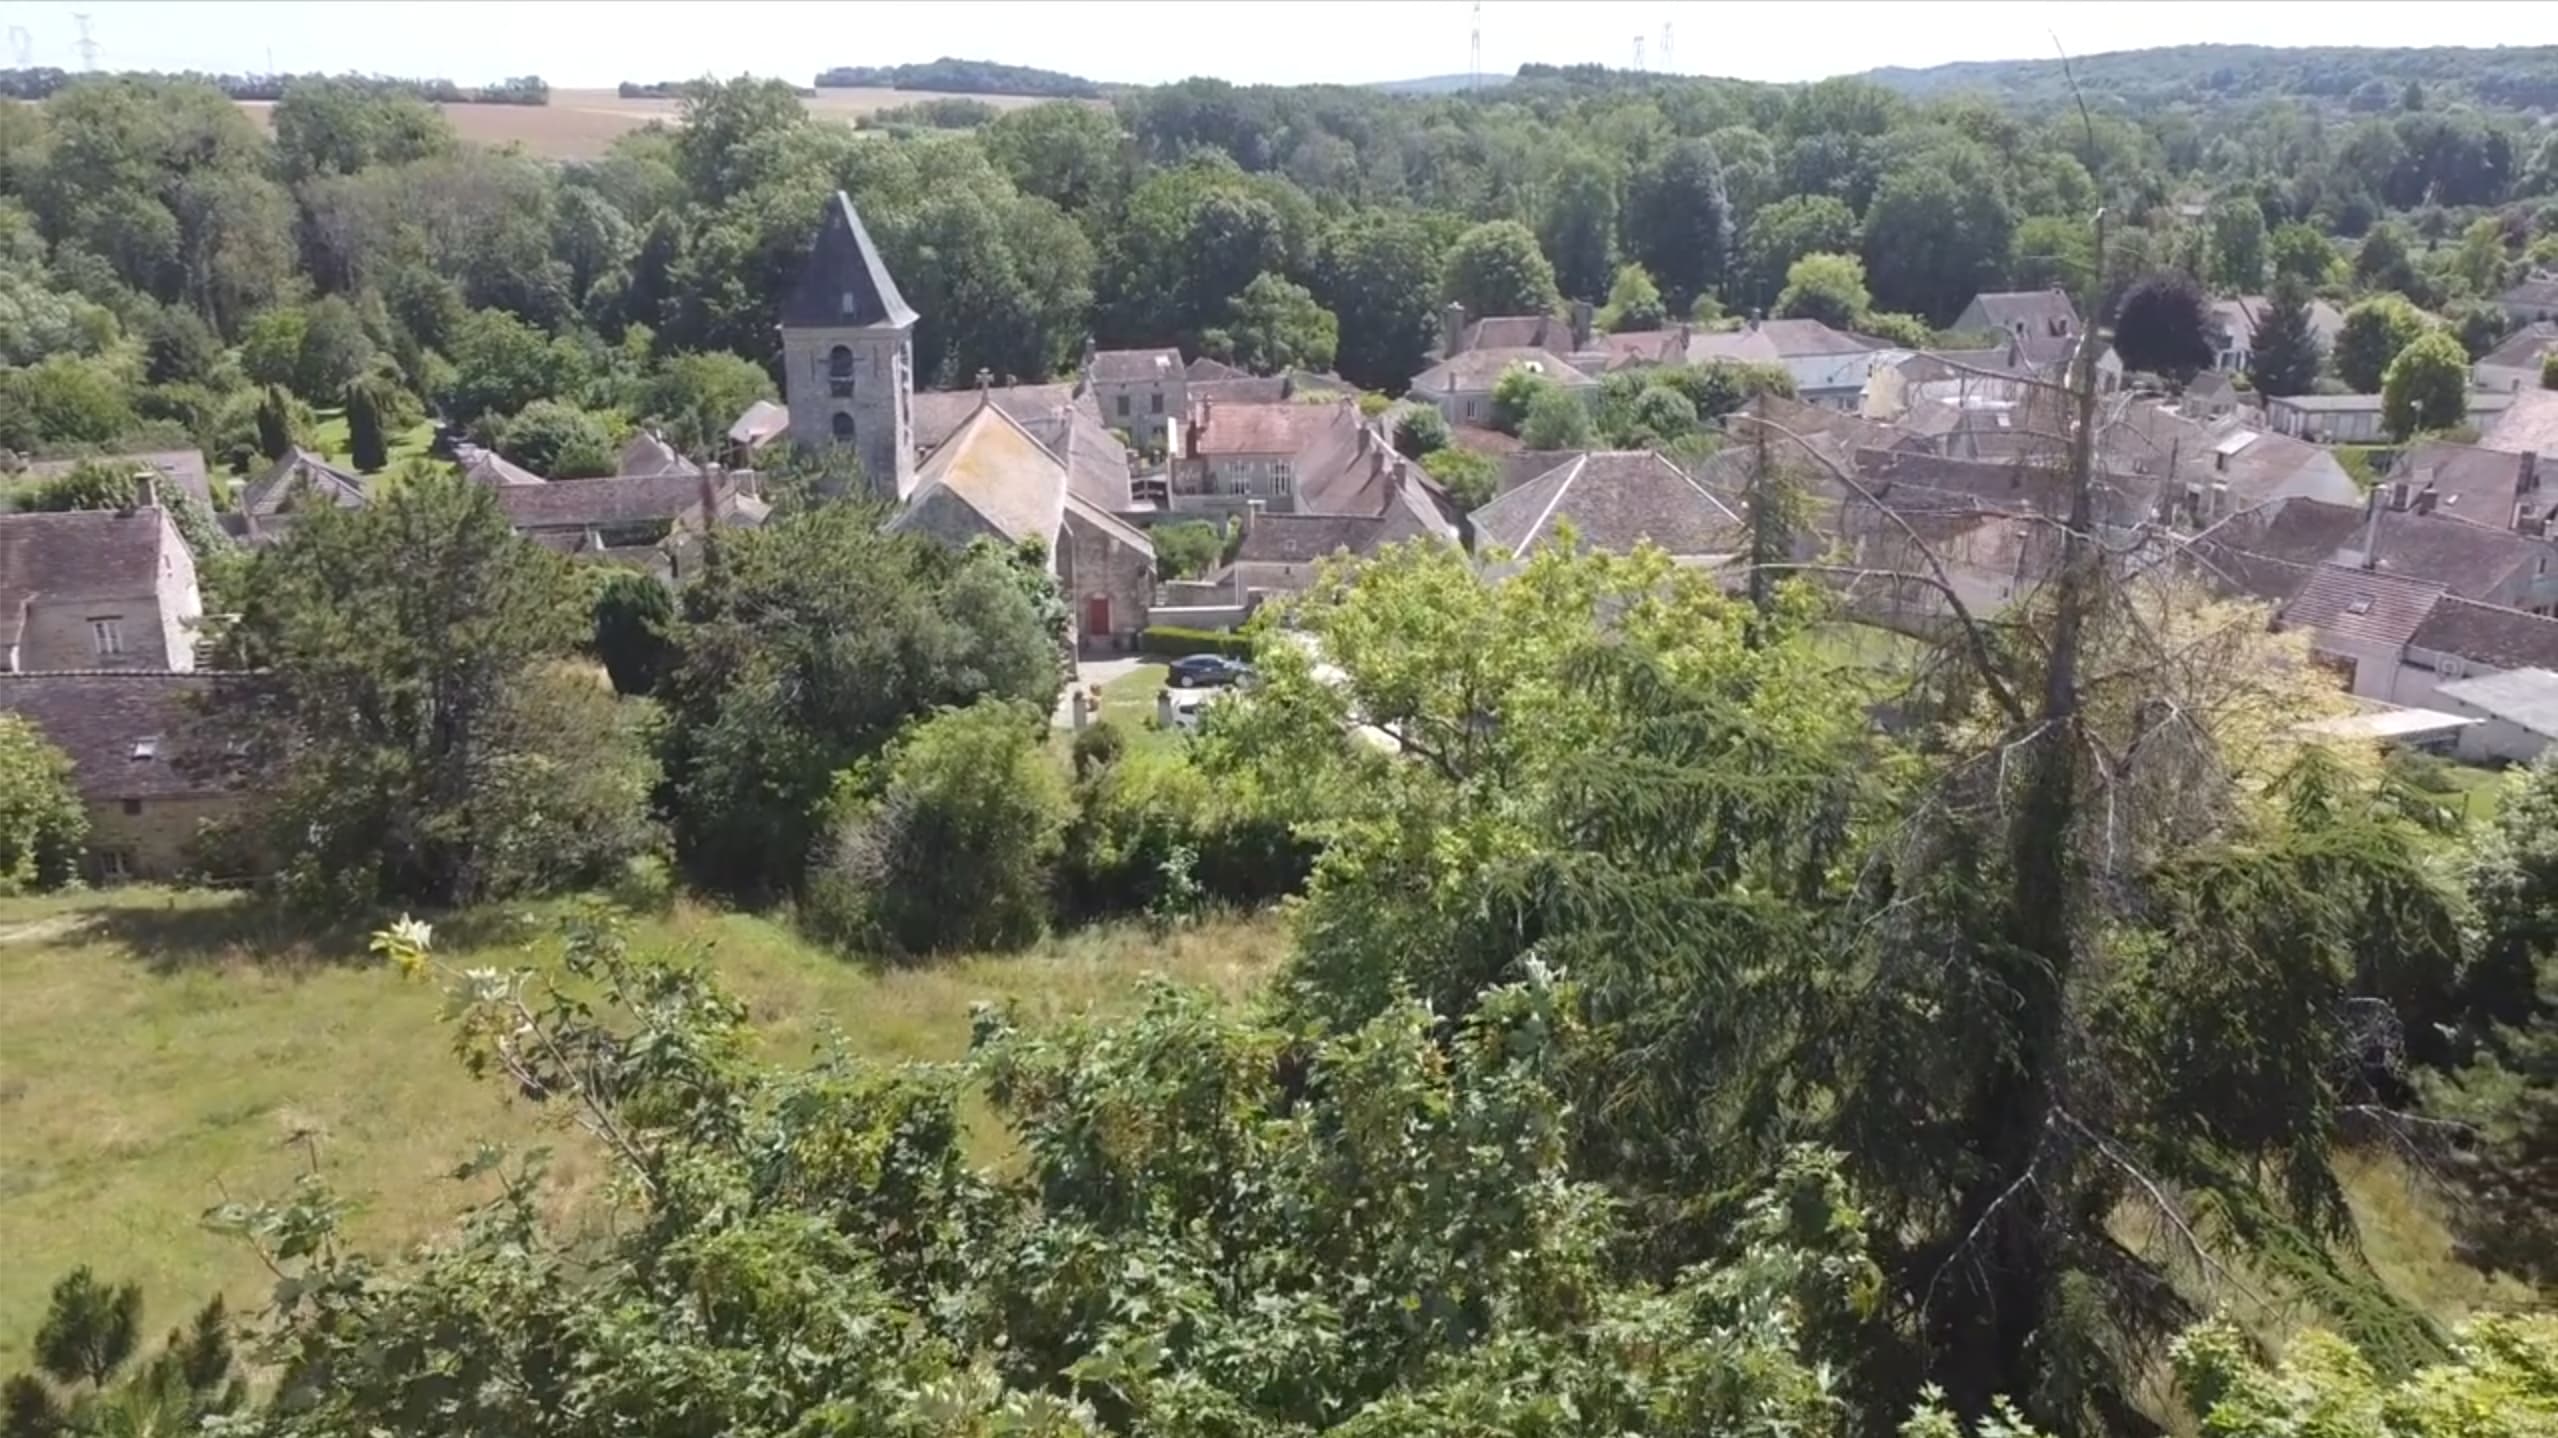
[{"left": 1139, "top": 625, "right": 1252, "bottom": 659}]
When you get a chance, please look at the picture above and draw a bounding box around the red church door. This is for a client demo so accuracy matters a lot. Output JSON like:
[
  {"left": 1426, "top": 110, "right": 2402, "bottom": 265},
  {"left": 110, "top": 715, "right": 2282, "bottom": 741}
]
[{"left": 1084, "top": 594, "right": 1111, "bottom": 645}]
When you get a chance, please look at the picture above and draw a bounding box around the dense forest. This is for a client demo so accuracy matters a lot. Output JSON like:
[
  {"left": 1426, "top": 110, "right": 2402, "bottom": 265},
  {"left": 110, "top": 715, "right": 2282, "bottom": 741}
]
[
  {"left": 813, "top": 57, "right": 1103, "bottom": 99},
  {"left": 5, "top": 49, "right": 2558, "bottom": 1436},
  {"left": 5, "top": 49, "right": 2558, "bottom": 484}
]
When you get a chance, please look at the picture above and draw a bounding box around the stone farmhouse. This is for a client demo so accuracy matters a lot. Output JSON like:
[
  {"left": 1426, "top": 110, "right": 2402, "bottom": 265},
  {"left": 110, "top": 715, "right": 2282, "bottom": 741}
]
[
  {"left": 0, "top": 671, "right": 230, "bottom": 881},
  {"left": 0, "top": 489, "right": 202, "bottom": 674}
]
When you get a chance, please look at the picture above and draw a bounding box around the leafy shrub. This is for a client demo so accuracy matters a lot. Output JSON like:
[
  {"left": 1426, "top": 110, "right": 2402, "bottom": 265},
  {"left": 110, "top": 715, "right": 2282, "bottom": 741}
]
[
  {"left": 806, "top": 701, "right": 1068, "bottom": 958},
  {"left": 1069, "top": 717, "right": 1126, "bottom": 780},
  {"left": 0, "top": 713, "right": 87, "bottom": 892},
  {"left": 1058, "top": 745, "right": 1315, "bottom": 922},
  {"left": 1139, "top": 625, "right": 1252, "bottom": 658}
]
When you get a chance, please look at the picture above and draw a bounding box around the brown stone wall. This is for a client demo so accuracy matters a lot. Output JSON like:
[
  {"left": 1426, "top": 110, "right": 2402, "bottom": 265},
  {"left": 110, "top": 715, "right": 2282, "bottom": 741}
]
[
  {"left": 81, "top": 794, "right": 239, "bottom": 881},
  {"left": 1060, "top": 513, "right": 1154, "bottom": 650},
  {"left": 19, "top": 592, "right": 179, "bottom": 671}
]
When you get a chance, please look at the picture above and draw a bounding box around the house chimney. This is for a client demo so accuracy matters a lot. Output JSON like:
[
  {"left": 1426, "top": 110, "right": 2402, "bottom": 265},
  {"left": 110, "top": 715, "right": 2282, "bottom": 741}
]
[
  {"left": 976, "top": 368, "right": 993, "bottom": 393},
  {"left": 1242, "top": 498, "right": 1262, "bottom": 537},
  {"left": 2389, "top": 481, "right": 2410, "bottom": 512},
  {"left": 1676, "top": 321, "right": 1693, "bottom": 356},
  {"left": 133, "top": 471, "right": 158, "bottom": 512},
  {"left": 2520, "top": 450, "right": 2540, "bottom": 497},
  {"left": 1081, "top": 335, "right": 1097, "bottom": 374},
  {"left": 2213, "top": 448, "right": 2228, "bottom": 474},
  {"left": 1441, "top": 301, "right": 1467, "bottom": 358},
  {"left": 2359, "top": 485, "right": 2385, "bottom": 571},
  {"left": 1569, "top": 299, "right": 1595, "bottom": 353},
  {"left": 2414, "top": 484, "right": 2439, "bottom": 517}
]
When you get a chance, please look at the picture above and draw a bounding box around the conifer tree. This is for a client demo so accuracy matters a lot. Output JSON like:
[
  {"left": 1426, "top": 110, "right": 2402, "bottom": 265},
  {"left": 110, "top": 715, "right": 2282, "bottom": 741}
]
[{"left": 2244, "top": 276, "right": 2324, "bottom": 398}]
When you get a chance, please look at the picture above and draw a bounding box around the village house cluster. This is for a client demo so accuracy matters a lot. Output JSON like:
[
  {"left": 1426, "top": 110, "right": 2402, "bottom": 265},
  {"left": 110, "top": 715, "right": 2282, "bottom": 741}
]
[{"left": 15, "top": 192, "right": 2558, "bottom": 878}]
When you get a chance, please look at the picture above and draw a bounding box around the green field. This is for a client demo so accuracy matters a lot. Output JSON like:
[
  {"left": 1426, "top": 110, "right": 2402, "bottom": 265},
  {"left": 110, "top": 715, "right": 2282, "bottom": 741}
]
[{"left": 0, "top": 888, "right": 1283, "bottom": 1356}]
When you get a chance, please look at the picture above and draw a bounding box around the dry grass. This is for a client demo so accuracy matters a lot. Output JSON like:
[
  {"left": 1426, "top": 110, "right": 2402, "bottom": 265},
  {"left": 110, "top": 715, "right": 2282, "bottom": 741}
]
[
  {"left": 234, "top": 87, "right": 1068, "bottom": 162},
  {"left": 0, "top": 887, "right": 1284, "bottom": 1357}
]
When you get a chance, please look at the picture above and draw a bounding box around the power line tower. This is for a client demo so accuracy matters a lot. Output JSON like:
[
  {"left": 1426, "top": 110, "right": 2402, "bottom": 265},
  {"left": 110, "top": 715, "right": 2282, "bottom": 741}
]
[
  {"left": 1469, "top": 1, "right": 1481, "bottom": 92},
  {"left": 1631, "top": 35, "right": 1645, "bottom": 71},
  {"left": 1662, "top": 21, "right": 1674, "bottom": 72},
  {"left": 71, "top": 13, "right": 97, "bottom": 70}
]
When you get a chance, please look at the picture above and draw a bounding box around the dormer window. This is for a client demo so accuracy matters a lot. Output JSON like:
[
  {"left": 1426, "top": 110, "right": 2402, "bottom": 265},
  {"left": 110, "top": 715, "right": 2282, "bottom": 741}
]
[
  {"left": 840, "top": 291, "right": 859, "bottom": 316},
  {"left": 90, "top": 617, "right": 123, "bottom": 657},
  {"left": 131, "top": 736, "right": 159, "bottom": 761},
  {"left": 2344, "top": 596, "right": 2374, "bottom": 616}
]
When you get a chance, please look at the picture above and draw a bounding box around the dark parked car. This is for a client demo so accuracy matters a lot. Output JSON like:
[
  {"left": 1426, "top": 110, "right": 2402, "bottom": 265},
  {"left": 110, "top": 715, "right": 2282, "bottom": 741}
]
[{"left": 1167, "top": 654, "right": 1250, "bottom": 688}]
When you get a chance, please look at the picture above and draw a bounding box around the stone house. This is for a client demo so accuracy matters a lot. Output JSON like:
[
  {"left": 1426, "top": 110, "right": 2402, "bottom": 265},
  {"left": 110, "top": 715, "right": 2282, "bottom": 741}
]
[
  {"left": 1952, "top": 288, "right": 2082, "bottom": 361},
  {"left": 1220, "top": 480, "right": 1457, "bottom": 598},
  {"left": 1172, "top": 398, "right": 1401, "bottom": 518},
  {"left": 1408, "top": 346, "right": 1598, "bottom": 427},
  {"left": 492, "top": 473, "right": 769, "bottom": 582},
  {"left": 0, "top": 500, "right": 202, "bottom": 673},
  {"left": 885, "top": 398, "right": 1156, "bottom": 650},
  {"left": 0, "top": 671, "right": 232, "bottom": 881},
  {"left": 1083, "top": 345, "right": 1188, "bottom": 451}
]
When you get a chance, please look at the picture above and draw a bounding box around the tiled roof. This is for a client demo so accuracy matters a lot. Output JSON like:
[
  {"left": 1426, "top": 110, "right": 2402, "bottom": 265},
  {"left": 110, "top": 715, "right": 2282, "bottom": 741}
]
[
  {"left": 1410, "top": 347, "right": 1594, "bottom": 394},
  {"left": 1754, "top": 319, "right": 1885, "bottom": 358},
  {"left": 729, "top": 398, "right": 790, "bottom": 449},
  {"left": 2497, "top": 276, "right": 2558, "bottom": 312},
  {"left": 2278, "top": 563, "right": 2447, "bottom": 651},
  {"left": 914, "top": 383, "right": 1088, "bottom": 455},
  {"left": 1086, "top": 347, "right": 1183, "bottom": 383},
  {"left": 2479, "top": 390, "right": 2558, "bottom": 459},
  {"left": 2410, "top": 596, "right": 2558, "bottom": 670},
  {"left": 617, "top": 432, "right": 701, "bottom": 479},
  {"left": 888, "top": 400, "right": 1067, "bottom": 549},
  {"left": 2394, "top": 440, "right": 2536, "bottom": 528},
  {"left": 1448, "top": 423, "right": 1523, "bottom": 456},
  {"left": 2205, "top": 494, "right": 2552, "bottom": 604},
  {"left": 1184, "top": 355, "right": 1247, "bottom": 381},
  {"left": 491, "top": 474, "right": 726, "bottom": 531},
  {"left": 781, "top": 191, "right": 916, "bottom": 330},
  {"left": 1016, "top": 404, "right": 1136, "bottom": 512},
  {"left": 1193, "top": 400, "right": 1341, "bottom": 455},
  {"left": 1965, "top": 289, "right": 2080, "bottom": 335},
  {"left": 21, "top": 450, "right": 212, "bottom": 506},
  {"left": 1469, "top": 451, "right": 1741, "bottom": 559},
  {"left": 0, "top": 508, "right": 177, "bottom": 651},
  {"left": 243, "top": 449, "right": 365, "bottom": 516},
  {"left": 1459, "top": 314, "right": 1579, "bottom": 355},
  {"left": 0, "top": 671, "right": 224, "bottom": 801},
  {"left": 2477, "top": 321, "right": 2558, "bottom": 372},
  {"left": 455, "top": 445, "right": 546, "bottom": 487}
]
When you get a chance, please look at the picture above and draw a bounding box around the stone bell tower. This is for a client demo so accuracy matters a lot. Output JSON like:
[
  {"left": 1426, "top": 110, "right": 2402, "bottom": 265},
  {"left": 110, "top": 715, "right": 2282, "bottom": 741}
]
[{"left": 780, "top": 191, "right": 917, "bottom": 501}]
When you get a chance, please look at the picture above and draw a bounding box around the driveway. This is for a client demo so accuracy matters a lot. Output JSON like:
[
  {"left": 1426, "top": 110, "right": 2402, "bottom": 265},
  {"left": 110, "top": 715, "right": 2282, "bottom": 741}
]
[{"left": 1053, "top": 656, "right": 1152, "bottom": 728}]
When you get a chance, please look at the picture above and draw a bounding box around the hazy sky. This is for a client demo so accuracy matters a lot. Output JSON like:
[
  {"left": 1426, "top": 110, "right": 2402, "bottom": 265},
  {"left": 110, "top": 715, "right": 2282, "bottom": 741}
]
[{"left": 4, "top": 1, "right": 2556, "bottom": 90}]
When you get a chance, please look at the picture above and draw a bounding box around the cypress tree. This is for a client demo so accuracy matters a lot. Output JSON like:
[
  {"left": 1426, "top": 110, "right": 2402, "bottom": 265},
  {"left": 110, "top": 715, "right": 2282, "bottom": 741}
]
[
  {"left": 253, "top": 384, "right": 294, "bottom": 461},
  {"left": 346, "top": 380, "right": 388, "bottom": 473},
  {"left": 2245, "top": 276, "right": 2324, "bottom": 398}
]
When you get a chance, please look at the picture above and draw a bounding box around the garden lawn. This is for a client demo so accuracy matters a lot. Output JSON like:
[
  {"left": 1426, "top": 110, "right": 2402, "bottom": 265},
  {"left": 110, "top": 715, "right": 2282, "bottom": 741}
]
[{"left": 0, "top": 887, "right": 1283, "bottom": 1357}]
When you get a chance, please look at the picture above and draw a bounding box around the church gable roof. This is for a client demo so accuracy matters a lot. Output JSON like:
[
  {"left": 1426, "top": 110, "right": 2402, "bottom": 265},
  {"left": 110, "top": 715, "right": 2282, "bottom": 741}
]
[{"left": 782, "top": 191, "right": 917, "bottom": 331}]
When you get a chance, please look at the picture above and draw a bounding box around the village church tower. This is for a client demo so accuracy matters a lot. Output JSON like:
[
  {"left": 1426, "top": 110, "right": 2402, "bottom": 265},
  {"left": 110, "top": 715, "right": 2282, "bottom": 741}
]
[{"left": 780, "top": 192, "right": 917, "bottom": 501}]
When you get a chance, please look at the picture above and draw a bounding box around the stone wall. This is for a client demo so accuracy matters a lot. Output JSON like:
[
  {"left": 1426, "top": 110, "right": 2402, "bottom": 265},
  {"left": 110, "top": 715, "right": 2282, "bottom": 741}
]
[
  {"left": 82, "top": 794, "right": 239, "bottom": 881},
  {"left": 1059, "top": 511, "right": 1153, "bottom": 651}
]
